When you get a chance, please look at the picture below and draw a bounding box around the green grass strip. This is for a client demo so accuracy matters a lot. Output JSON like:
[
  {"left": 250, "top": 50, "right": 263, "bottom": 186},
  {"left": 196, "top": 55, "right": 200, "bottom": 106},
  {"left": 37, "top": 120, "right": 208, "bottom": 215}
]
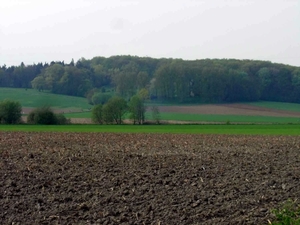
[
  {"left": 145, "top": 112, "right": 300, "bottom": 124},
  {"left": 64, "top": 112, "right": 92, "bottom": 118},
  {"left": 1, "top": 124, "right": 300, "bottom": 135},
  {"left": 249, "top": 101, "right": 300, "bottom": 112}
]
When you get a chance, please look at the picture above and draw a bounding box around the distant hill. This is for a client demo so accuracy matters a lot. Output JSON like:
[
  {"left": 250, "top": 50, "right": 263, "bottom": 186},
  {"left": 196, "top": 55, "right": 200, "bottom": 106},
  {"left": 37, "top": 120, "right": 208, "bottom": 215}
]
[
  {"left": 0, "top": 88, "right": 91, "bottom": 112},
  {"left": 1, "top": 56, "right": 300, "bottom": 104}
]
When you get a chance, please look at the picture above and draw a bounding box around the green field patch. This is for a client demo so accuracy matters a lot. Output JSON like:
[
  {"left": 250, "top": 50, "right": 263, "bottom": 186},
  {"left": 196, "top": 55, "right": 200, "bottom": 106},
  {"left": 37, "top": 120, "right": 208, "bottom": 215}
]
[
  {"left": 62, "top": 111, "right": 300, "bottom": 124},
  {"left": 1, "top": 124, "right": 300, "bottom": 135},
  {"left": 145, "top": 112, "right": 300, "bottom": 124},
  {"left": 0, "top": 88, "right": 91, "bottom": 110},
  {"left": 64, "top": 112, "right": 92, "bottom": 118},
  {"left": 249, "top": 101, "right": 300, "bottom": 112}
]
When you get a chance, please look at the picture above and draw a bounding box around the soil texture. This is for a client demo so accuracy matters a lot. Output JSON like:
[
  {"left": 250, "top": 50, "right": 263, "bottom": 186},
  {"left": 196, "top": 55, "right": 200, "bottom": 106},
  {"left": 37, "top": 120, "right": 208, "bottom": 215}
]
[
  {"left": 157, "top": 104, "right": 300, "bottom": 117},
  {"left": 0, "top": 132, "right": 299, "bottom": 225}
]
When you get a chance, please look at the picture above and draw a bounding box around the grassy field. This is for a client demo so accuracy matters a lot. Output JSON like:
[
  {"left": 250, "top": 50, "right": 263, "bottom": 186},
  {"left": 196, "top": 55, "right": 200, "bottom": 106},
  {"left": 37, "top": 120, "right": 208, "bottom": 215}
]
[
  {"left": 3, "top": 88, "right": 300, "bottom": 124},
  {"left": 0, "top": 88, "right": 91, "bottom": 110},
  {"left": 145, "top": 112, "right": 300, "bottom": 124},
  {"left": 250, "top": 101, "right": 300, "bottom": 112},
  {"left": 1, "top": 124, "right": 300, "bottom": 135},
  {"left": 63, "top": 112, "right": 300, "bottom": 124},
  {"left": 64, "top": 112, "right": 92, "bottom": 118}
]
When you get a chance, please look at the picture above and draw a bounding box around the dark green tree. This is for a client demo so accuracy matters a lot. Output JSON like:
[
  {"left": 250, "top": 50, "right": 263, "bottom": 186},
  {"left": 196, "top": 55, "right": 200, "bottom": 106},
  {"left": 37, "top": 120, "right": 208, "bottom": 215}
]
[
  {"left": 154, "top": 64, "right": 175, "bottom": 99},
  {"left": 129, "top": 95, "right": 146, "bottom": 124},
  {"left": 102, "top": 96, "right": 127, "bottom": 124},
  {"left": 91, "top": 104, "right": 103, "bottom": 124},
  {"left": 0, "top": 100, "right": 22, "bottom": 124},
  {"left": 31, "top": 76, "right": 47, "bottom": 91},
  {"left": 102, "top": 104, "right": 114, "bottom": 124},
  {"left": 0, "top": 68, "right": 4, "bottom": 86}
]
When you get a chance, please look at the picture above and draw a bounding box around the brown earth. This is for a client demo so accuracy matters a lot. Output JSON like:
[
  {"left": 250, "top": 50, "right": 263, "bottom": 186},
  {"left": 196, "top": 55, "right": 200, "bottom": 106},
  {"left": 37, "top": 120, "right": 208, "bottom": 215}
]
[{"left": 1, "top": 132, "right": 299, "bottom": 225}]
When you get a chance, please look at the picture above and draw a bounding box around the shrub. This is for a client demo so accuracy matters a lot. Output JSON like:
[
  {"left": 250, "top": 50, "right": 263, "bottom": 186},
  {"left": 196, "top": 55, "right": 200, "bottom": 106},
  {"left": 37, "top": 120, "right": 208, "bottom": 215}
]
[
  {"left": 27, "top": 107, "right": 69, "bottom": 125},
  {"left": 55, "top": 113, "right": 70, "bottom": 125},
  {"left": 0, "top": 99, "right": 22, "bottom": 124},
  {"left": 91, "top": 104, "right": 103, "bottom": 124}
]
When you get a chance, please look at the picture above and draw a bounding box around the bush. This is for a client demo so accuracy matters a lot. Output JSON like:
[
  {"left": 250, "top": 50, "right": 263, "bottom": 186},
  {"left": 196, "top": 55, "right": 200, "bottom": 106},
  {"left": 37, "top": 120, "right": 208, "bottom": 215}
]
[
  {"left": 102, "top": 103, "right": 114, "bottom": 124},
  {"left": 27, "top": 107, "right": 69, "bottom": 125},
  {"left": 92, "top": 104, "right": 103, "bottom": 124},
  {"left": 0, "top": 99, "right": 22, "bottom": 124},
  {"left": 55, "top": 113, "right": 71, "bottom": 125}
]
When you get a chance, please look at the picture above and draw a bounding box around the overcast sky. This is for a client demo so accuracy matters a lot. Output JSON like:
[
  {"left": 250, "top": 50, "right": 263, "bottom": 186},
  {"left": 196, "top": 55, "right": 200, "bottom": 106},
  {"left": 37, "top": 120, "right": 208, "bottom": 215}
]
[{"left": 0, "top": 0, "right": 299, "bottom": 67}]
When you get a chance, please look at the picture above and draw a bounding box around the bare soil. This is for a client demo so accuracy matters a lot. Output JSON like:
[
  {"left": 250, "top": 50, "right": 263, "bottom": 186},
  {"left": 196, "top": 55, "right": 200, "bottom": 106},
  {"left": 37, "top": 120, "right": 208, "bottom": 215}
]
[{"left": 1, "top": 132, "right": 299, "bottom": 224}]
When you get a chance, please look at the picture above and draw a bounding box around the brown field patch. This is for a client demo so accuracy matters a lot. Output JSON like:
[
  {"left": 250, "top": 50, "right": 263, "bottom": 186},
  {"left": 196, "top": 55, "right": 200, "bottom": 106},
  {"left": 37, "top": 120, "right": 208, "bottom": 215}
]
[{"left": 1, "top": 132, "right": 299, "bottom": 224}]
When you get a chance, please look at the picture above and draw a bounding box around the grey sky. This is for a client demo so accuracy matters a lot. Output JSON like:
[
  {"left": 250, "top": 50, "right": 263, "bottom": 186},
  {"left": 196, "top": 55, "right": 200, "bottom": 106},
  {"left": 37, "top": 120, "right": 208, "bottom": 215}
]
[{"left": 0, "top": 0, "right": 299, "bottom": 67}]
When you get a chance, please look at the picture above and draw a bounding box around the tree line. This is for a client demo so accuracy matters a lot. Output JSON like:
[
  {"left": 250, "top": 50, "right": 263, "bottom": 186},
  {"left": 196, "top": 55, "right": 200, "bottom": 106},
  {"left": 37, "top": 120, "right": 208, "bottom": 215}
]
[
  {"left": 1, "top": 56, "right": 300, "bottom": 104},
  {"left": 0, "top": 96, "right": 151, "bottom": 125},
  {"left": 92, "top": 95, "right": 146, "bottom": 125}
]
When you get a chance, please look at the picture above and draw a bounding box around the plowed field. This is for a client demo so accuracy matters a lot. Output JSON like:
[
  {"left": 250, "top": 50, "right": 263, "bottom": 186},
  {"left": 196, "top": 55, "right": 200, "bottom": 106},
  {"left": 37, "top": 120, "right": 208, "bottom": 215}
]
[
  {"left": 1, "top": 132, "right": 299, "bottom": 225},
  {"left": 158, "top": 104, "right": 300, "bottom": 117}
]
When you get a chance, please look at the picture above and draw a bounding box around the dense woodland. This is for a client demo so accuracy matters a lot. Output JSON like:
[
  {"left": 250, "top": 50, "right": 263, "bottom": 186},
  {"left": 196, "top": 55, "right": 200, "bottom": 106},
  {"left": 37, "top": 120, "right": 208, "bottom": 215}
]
[{"left": 1, "top": 56, "right": 300, "bottom": 104}]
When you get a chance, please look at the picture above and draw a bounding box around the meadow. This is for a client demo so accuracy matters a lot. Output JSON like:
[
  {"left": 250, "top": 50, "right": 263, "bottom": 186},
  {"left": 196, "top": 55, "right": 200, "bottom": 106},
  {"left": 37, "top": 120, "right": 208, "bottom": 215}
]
[
  {"left": 62, "top": 111, "right": 300, "bottom": 124},
  {"left": 2, "top": 87, "right": 300, "bottom": 125},
  {"left": 250, "top": 101, "right": 300, "bottom": 112},
  {"left": 144, "top": 112, "right": 300, "bottom": 124},
  {"left": 0, "top": 88, "right": 90, "bottom": 110},
  {"left": 1, "top": 124, "right": 300, "bottom": 135}
]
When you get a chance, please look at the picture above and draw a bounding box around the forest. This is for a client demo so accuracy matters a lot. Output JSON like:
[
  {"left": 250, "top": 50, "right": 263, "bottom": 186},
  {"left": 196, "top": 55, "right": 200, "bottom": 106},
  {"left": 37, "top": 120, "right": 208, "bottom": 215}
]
[{"left": 0, "top": 55, "right": 300, "bottom": 104}]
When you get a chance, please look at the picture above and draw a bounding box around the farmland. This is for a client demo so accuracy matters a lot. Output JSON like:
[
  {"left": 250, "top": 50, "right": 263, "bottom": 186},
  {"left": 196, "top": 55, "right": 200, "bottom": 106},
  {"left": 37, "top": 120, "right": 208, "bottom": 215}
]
[
  {"left": 0, "top": 132, "right": 299, "bottom": 224},
  {"left": 1, "top": 88, "right": 300, "bottom": 224},
  {"left": 1, "top": 124, "right": 300, "bottom": 135},
  {"left": 2, "top": 88, "right": 300, "bottom": 124}
]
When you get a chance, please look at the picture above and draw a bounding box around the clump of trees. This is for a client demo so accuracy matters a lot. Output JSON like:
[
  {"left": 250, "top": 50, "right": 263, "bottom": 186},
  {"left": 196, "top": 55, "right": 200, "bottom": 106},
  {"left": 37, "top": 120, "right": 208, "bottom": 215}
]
[
  {"left": 92, "top": 95, "right": 146, "bottom": 124},
  {"left": 0, "top": 100, "right": 22, "bottom": 124},
  {"left": 27, "top": 107, "right": 70, "bottom": 125}
]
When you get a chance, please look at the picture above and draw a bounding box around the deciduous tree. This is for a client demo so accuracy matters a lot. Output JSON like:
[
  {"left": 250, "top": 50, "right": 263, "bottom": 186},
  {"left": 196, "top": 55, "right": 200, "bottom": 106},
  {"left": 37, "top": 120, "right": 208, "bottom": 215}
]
[
  {"left": 129, "top": 95, "right": 146, "bottom": 124},
  {"left": 102, "top": 96, "right": 127, "bottom": 124},
  {"left": 91, "top": 104, "right": 103, "bottom": 124},
  {"left": 0, "top": 100, "right": 22, "bottom": 124}
]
